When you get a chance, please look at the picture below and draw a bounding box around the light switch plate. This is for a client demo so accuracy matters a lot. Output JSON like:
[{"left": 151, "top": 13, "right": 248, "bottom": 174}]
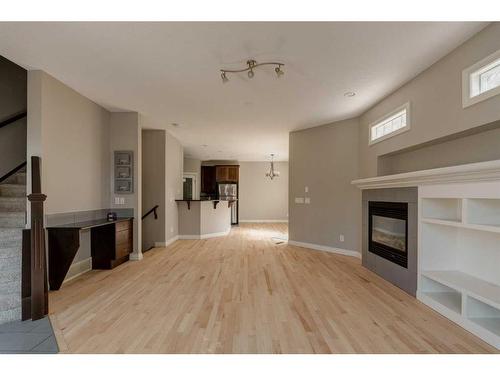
[
  {"left": 305, "top": 197, "right": 311, "bottom": 204},
  {"left": 295, "top": 197, "right": 305, "bottom": 204},
  {"left": 305, "top": 186, "right": 309, "bottom": 193}
]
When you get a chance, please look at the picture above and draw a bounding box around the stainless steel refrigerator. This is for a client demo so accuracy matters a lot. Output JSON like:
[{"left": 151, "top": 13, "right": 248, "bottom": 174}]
[{"left": 218, "top": 183, "right": 238, "bottom": 225}]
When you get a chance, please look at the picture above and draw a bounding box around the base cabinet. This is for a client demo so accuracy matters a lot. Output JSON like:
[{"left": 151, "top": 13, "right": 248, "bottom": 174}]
[{"left": 92, "top": 219, "right": 133, "bottom": 269}]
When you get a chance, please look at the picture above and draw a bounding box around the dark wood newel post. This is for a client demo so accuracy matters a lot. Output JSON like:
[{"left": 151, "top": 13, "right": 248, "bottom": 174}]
[{"left": 27, "top": 156, "right": 48, "bottom": 320}]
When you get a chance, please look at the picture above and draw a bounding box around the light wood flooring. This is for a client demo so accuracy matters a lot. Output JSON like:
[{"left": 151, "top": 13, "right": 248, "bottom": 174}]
[{"left": 49, "top": 223, "right": 497, "bottom": 353}]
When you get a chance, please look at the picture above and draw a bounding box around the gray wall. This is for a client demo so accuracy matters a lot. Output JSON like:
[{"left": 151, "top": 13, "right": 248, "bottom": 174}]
[
  {"left": 359, "top": 23, "right": 500, "bottom": 178},
  {"left": 27, "top": 70, "right": 111, "bottom": 263},
  {"left": 239, "top": 161, "right": 289, "bottom": 222},
  {"left": 289, "top": 118, "right": 361, "bottom": 253},
  {"left": 142, "top": 129, "right": 166, "bottom": 250},
  {"left": 165, "top": 132, "right": 183, "bottom": 242},
  {"left": 0, "top": 56, "right": 26, "bottom": 178},
  {"left": 27, "top": 71, "right": 110, "bottom": 215},
  {"left": 110, "top": 112, "right": 141, "bottom": 255},
  {"left": 183, "top": 157, "right": 201, "bottom": 199},
  {"left": 378, "top": 122, "right": 500, "bottom": 175},
  {"left": 289, "top": 23, "right": 500, "bottom": 254}
]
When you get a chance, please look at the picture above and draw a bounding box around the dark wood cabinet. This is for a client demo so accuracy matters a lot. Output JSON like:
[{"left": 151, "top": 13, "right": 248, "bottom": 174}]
[
  {"left": 92, "top": 218, "right": 133, "bottom": 269},
  {"left": 201, "top": 166, "right": 217, "bottom": 197},
  {"left": 216, "top": 165, "right": 239, "bottom": 183},
  {"left": 47, "top": 218, "right": 133, "bottom": 290}
]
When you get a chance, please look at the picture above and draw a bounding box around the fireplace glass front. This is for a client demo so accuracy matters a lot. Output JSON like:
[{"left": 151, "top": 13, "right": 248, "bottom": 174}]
[{"left": 368, "top": 201, "right": 408, "bottom": 268}]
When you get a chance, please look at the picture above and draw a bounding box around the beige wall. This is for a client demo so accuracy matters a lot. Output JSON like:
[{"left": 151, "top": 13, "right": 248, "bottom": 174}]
[
  {"left": 359, "top": 23, "right": 500, "bottom": 178},
  {"left": 183, "top": 157, "right": 201, "bottom": 199},
  {"left": 27, "top": 70, "right": 110, "bottom": 215},
  {"left": 142, "top": 129, "right": 166, "bottom": 250},
  {"left": 165, "top": 132, "right": 183, "bottom": 242},
  {"left": 239, "top": 161, "right": 289, "bottom": 222},
  {"left": 289, "top": 118, "right": 361, "bottom": 253},
  {"left": 110, "top": 112, "right": 142, "bottom": 255}
]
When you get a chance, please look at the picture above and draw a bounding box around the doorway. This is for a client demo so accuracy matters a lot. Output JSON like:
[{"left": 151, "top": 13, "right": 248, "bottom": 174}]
[{"left": 183, "top": 173, "right": 198, "bottom": 200}]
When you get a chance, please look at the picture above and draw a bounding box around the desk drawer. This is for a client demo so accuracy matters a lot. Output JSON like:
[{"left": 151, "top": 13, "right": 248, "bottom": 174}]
[
  {"left": 116, "top": 220, "right": 132, "bottom": 232},
  {"left": 116, "top": 242, "right": 132, "bottom": 258},
  {"left": 116, "top": 229, "right": 131, "bottom": 245}
]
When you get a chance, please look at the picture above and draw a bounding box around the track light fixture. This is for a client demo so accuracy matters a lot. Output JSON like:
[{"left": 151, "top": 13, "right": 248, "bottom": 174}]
[{"left": 220, "top": 59, "right": 285, "bottom": 83}]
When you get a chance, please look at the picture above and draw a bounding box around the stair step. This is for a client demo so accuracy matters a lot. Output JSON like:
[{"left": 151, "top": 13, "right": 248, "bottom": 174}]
[
  {"left": 0, "top": 197, "right": 26, "bottom": 212},
  {"left": 0, "top": 212, "right": 25, "bottom": 228},
  {"left": 0, "top": 184, "right": 26, "bottom": 198},
  {"left": 3, "top": 172, "right": 26, "bottom": 185},
  {"left": 0, "top": 254, "right": 21, "bottom": 271},
  {"left": 0, "top": 246, "right": 21, "bottom": 259},
  {"left": 0, "top": 267, "right": 21, "bottom": 284},
  {"left": 0, "top": 292, "right": 21, "bottom": 312},
  {"left": 0, "top": 306, "right": 21, "bottom": 325},
  {"left": 0, "top": 228, "right": 23, "bottom": 242}
]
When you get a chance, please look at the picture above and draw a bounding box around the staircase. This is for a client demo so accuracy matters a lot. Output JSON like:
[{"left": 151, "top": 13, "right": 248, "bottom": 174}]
[{"left": 0, "top": 168, "right": 26, "bottom": 324}]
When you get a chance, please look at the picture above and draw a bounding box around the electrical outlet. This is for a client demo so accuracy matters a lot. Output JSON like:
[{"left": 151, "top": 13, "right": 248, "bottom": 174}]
[
  {"left": 170, "top": 227, "right": 174, "bottom": 233},
  {"left": 305, "top": 186, "right": 309, "bottom": 193},
  {"left": 339, "top": 234, "right": 345, "bottom": 242},
  {"left": 120, "top": 197, "right": 125, "bottom": 205},
  {"left": 304, "top": 197, "right": 311, "bottom": 204}
]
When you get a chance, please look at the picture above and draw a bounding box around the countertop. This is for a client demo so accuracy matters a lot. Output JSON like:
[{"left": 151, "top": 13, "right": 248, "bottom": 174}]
[{"left": 46, "top": 217, "right": 133, "bottom": 230}]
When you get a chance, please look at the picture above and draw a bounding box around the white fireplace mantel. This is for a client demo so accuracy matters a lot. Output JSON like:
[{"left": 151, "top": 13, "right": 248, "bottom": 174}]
[{"left": 351, "top": 159, "right": 500, "bottom": 189}]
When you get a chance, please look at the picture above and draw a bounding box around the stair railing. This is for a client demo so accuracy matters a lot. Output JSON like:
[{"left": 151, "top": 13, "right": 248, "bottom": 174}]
[
  {"left": 22, "top": 156, "right": 48, "bottom": 320},
  {"left": 142, "top": 205, "right": 159, "bottom": 220}
]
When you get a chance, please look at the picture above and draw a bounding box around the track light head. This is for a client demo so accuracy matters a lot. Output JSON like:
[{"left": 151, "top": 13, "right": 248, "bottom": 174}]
[
  {"left": 221, "top": 72, "right": 229, "bottom": 83},
  {"left": 275, "top": 65, "right": 284, "bottom": 77}
]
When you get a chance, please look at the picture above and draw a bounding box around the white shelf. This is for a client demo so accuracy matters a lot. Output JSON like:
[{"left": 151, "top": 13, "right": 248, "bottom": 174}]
[
  {"left": 421, "top": 217, "right": 500, "bottom": 234},
  {"left": 422, "top": 292, "right": 462, "bottom": 314},
  {"left": 422, "top": 270, "right": 500, "bottom": 310},
  {"left": 422, "top": 198, "right": 462, "bottom": 222},
  {"left": 470, "top": 318, "right": 500, "bottom": 336}
]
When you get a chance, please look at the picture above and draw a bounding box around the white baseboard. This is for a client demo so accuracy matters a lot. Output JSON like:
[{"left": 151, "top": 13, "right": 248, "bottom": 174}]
[
  {"left": 239, "top": 219, "right": 289, "bottom": 223},
  {"left": 154, "top": 235, "right": 179, "bottom": 248},
  {"left": 179, "top": 228, "right": 230, "bottom": 240},
  {"left": 287, "top": 240, "right": 361, "bottom": 259},
  {"left": 63, "top": 257, "right": 92, "bottom": 284},
  {"left": 129, "top": 252, "right": 143, "bottom": 261}
]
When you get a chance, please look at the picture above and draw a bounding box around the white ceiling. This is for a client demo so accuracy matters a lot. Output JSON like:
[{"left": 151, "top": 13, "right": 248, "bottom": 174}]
[{"left": 0, "top": 22, "right": 487, "bottom": 161}]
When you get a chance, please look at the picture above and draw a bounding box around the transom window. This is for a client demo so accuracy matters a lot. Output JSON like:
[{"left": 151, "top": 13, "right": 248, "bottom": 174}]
[
  {"left": 470, "top": 58, "right": 500, "bottom": 98},
  {"left": 369, "top": 103, "right": 410, "bottom": 145},
  {"left": 463, "top": 49, "right": 500, "bottom": 108}
]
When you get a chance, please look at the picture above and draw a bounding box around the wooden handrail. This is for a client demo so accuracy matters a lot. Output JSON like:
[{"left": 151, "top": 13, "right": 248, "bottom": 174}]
[
  {"left": 142, "top": 205, "right": 159, "bottom": 220},
  {"left": 0, "top": 110, "right": 27, "bottom": 130},
  {"left": 24, "top": 156, "right": 48, "bottom": 321},
  {"left": 0, "top": 161, "right": 26, "bottom": 184}
]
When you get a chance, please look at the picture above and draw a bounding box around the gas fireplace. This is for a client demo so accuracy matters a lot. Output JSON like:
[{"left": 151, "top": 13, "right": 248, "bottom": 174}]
[{"left": 368, "top": 201, "right": 408, "bottom": 268}]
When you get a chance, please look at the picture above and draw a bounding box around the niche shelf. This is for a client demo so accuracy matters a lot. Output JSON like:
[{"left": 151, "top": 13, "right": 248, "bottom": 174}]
[
  {"left": 421, "top": 198, "right": 462, "bottom": 222},
  {"left": 418, "top": 182, "right": 500, "bottom": 350}
]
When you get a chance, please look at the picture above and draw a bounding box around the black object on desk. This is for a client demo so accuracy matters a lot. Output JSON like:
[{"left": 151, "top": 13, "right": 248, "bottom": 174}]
[{"left": 47, "top": 217, "right": 133, "bottom": 290}]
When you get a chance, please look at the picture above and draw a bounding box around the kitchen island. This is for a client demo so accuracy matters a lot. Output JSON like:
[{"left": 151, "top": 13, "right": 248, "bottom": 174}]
[{"left": 175, "top": 199, "right": 235, "bottom": 239}]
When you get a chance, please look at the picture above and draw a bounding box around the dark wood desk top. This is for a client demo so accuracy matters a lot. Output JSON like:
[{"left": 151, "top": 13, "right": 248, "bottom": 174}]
[{"left": 47, "top": 217, "right": 133, "bottom": 230}]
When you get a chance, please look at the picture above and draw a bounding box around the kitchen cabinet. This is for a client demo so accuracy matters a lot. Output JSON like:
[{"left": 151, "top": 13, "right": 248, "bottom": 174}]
[
  {"left": 216, "top": 165, "right": 239, "bottom": 183},
  {"left": 201, "top": 166, "right": 217, "bottom": 197}
]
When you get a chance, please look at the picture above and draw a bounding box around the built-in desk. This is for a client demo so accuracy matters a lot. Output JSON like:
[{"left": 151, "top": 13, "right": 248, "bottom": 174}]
[{"left": 47, "top": 217, "right": 133, "bottom": 290}]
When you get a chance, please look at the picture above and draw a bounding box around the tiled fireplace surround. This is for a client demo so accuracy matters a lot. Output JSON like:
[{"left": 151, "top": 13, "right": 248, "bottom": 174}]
[{"left": 362, "top": 187, "right": 418, "bottom": 296}]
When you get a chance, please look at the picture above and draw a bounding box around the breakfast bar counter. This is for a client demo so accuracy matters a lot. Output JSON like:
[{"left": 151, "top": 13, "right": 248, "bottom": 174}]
[{"left": 175, "top": 199, "right": 234, "bottom": 239}]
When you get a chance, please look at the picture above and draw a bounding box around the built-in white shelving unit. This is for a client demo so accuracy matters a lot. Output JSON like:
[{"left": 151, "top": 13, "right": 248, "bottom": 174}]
[{"left": 419, "top": 183, "right": 500, "bottom": 350}]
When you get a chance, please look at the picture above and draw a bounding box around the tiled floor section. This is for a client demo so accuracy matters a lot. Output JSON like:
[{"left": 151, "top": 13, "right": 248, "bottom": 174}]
[{"left": 0, "top": 317, "right": 58, "bottom": 354}]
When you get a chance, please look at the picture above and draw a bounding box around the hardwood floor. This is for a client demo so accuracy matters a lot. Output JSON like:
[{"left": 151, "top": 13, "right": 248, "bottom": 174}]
[{"left": 49, "top": 223, "right": 497, "bottom": 353}]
